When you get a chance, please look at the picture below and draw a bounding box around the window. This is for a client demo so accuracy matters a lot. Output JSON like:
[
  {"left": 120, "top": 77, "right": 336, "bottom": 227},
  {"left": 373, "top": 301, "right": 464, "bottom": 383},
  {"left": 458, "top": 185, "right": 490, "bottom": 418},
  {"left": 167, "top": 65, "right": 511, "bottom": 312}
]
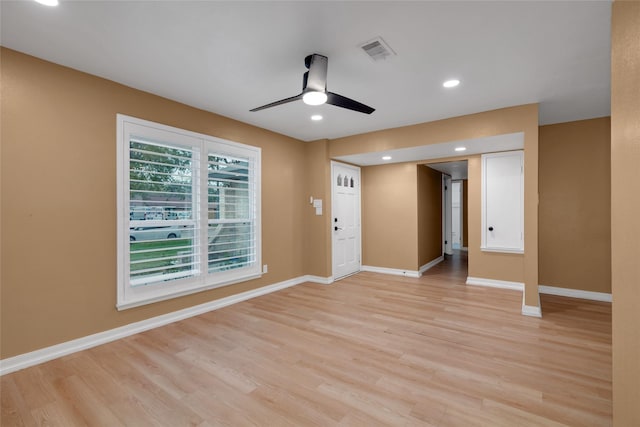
[{"left": 117, "top": 115, "right": 261, "bottom": 309}]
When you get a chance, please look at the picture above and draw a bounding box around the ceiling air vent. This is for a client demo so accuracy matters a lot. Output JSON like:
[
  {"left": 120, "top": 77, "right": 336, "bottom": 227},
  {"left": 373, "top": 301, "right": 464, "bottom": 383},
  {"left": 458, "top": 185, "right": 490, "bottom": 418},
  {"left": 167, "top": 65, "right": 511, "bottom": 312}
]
[{"left": 359, "top": 37, "right": 396, "bottom": 61}]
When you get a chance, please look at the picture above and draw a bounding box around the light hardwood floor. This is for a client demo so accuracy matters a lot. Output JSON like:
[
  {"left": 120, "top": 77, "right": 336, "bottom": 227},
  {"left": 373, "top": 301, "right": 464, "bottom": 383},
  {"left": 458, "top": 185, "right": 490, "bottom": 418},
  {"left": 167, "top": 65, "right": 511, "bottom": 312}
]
[{"left": 1, "top": 252, "right": 612, "bottom": 426}]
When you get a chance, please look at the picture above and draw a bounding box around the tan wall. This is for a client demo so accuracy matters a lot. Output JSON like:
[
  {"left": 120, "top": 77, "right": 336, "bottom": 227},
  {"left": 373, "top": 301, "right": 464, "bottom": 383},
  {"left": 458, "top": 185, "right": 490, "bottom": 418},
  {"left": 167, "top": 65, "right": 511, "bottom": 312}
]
[
  {"left": 462, "top": 179, "right": 469, "bottom": 247},
  {"left": 0, "top": 48, "right": 307, "bottom": 359},
  {"left": 303, "top": 140, "right": 332, "bottom": 278},
  {"left": 611, "top": 1, "right": 640, "bottom": 425},
  {"left": 539, "top": 118, "right": 611, "bottom": 293},
  {"left": 331, "top": 105, "right": 538, "bottom": 303},
  {"left": 417, "top": 165, "right": 442, "bottom": 267},
  {"left": 330, "top": 105, "right": 538, "bottom": 159},
  {"left": 361, "top": 163, "right": 418, "bottom": 271}
]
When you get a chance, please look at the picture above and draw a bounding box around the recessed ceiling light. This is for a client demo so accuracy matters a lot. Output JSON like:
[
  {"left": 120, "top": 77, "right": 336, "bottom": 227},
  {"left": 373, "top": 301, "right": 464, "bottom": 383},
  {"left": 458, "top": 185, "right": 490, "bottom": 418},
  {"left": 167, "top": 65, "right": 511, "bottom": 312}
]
[
  {"left": 302, "top": 91, "right": 328, "bottom": 106},
  {"left": 455, "top": 147, "right": 467, "bottom": 152},
  {"left": 311, "top": 115, "right": 323, "bottom": 121},
  {"left": 382, "top": 156, "right": 392, "bottom": 161},
  {"left": 34, "top": 0, "right": 59, "bottom": 5},
  {"left": 443, "top": 79, "right": 460, "bottom": 88}
]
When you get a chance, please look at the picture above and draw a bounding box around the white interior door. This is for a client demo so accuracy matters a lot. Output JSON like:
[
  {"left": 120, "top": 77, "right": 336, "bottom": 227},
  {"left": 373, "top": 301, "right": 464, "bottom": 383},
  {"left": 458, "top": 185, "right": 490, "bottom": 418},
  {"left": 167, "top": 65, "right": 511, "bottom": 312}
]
[{"left": 332, "top": 161, "right": 361, "bottom": 280}]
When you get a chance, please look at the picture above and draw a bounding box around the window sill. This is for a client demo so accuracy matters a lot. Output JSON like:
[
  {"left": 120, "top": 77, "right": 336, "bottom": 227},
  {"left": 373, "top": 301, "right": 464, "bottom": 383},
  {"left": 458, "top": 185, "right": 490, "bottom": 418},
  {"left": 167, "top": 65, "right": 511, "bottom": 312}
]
[{"left": 480, "top": 247, "right": 524, "bottom": 254}]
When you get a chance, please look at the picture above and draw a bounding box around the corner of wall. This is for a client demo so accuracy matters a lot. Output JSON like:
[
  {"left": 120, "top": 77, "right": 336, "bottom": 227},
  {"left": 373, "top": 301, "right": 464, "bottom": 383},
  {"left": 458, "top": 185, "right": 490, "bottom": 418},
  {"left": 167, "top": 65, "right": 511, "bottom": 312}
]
[{"left": 303, "top": 139, "right": 332, "bottom": 278}]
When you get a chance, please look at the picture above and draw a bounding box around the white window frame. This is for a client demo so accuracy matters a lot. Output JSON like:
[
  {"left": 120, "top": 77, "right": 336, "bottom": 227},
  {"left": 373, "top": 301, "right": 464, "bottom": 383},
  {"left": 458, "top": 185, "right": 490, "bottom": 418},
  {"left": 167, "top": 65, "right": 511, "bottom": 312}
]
[{"left": 117, "top": 114, "right": 261, "bottom": 310}]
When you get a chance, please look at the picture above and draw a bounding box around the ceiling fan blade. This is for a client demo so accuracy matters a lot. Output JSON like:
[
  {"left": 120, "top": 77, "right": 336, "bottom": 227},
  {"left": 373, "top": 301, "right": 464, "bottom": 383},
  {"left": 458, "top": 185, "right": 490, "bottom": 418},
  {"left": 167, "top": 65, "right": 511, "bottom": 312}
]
[
  {"left": 326, "top": 92, "right": 375, "bottom": 114},
  {"left": 250, "top": 94, "right": 302, "bottom": 112},
  {"left": 304, "top": 54, "right": 328, "bottom": 92}
]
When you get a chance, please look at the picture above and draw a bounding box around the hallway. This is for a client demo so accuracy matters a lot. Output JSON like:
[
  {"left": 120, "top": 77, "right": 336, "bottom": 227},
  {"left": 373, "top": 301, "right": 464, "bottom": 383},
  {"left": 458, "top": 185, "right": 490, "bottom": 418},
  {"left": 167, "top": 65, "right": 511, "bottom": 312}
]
[{"left": 422, "top": 250, "right": 469, "bottom": 284}]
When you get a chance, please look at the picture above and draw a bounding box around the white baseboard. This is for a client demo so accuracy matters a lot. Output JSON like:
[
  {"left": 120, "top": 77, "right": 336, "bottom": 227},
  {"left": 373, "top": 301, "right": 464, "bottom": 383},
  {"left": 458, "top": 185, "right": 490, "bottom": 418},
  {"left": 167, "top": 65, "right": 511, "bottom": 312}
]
[
  {"left": 0, "top": 276, "right": 311, "bottom": 376},
  {"left": 521, "top": 292, "right": 542, "bottom": 317},
  {"left": 303, "top": 275, "right": 334, "bottom": 285},
  {"left": 419, "top": 256, "right": 444, "bottom": 275},
  {"left": 460, "top": 247, "right": 468, "bottom": 252},
  {"left": 467, "top": 277, "right": 540, "bottom": 317},
  {"left": 538, "top": 285, "right": 611, "bottom": 302},
  {"left": 465, "top": 276, "right": 524, "bottom": 291},
  {"left": 361, "top": 256, "right": 443, "bottom": 279},
  {"left": 521, "top": 304, "right": 542, "bottom": 317},
  {"left": 361, "top": 265, "right": 420, "bottom": 278}
]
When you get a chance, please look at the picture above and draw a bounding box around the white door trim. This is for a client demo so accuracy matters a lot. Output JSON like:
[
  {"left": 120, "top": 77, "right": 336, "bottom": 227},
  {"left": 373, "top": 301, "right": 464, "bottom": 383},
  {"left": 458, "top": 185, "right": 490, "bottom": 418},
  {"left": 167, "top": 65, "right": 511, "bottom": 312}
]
[
  {"left": 443, "top": 175, "right": 453, "bottom": 255},
  {"left": 451, "top": 179, "right": 464, "bottom": 250},
  {"left": 331, "top": 161, "right": 362, "bottom": 280}
]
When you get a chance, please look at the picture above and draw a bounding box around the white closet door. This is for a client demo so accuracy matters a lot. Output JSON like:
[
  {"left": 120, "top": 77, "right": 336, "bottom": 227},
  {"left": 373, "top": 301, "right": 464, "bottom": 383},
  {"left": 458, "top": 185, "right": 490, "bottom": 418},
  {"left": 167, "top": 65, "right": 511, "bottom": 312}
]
[{"left": 481, "top": 151, "right": 524, "bottom": 253}]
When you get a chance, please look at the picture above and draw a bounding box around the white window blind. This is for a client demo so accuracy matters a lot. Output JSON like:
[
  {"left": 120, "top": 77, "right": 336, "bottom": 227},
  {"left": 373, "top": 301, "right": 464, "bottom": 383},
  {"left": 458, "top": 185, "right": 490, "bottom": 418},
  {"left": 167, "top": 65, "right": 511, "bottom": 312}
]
[
  {"left": 207, "top": 153, "right": 256, "bottom": 273},
  {"left": 129, "top": 138, "right": 199, "bottom": 287},
  {"left": 117, "top": 115, "right": 261, "bottom": 310}
]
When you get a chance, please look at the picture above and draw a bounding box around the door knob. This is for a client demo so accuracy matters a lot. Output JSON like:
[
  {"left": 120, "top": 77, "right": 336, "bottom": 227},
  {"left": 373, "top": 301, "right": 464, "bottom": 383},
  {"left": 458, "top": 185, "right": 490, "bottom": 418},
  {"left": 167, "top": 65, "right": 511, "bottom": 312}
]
[{"left": 488, "top": 226, "right": 494, "bottom": 231}]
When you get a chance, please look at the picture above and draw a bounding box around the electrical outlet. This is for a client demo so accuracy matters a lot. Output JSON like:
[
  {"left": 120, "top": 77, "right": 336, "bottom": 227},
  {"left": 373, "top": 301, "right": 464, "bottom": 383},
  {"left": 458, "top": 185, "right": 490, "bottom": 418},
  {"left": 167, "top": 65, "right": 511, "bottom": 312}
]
[{"left": 263, "top": 264, "right": 268, "bottom": 273}]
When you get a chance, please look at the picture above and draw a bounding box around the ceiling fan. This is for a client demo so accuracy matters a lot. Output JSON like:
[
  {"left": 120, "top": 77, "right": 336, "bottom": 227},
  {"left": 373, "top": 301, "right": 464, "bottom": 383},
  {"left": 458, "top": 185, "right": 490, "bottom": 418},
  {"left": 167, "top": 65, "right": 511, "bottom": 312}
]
[{"left": 250, "top": 54, "right": 375, "bottom": 114}]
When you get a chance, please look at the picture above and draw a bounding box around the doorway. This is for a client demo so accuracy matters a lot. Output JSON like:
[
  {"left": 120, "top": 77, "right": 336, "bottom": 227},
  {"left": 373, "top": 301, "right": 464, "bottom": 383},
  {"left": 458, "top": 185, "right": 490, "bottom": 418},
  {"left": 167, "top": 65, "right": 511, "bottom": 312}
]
[
  {"left": 331, "top": 161, "right": 361, "bottom": 280},
  {"left": 426, "top": 160, "right": 468, "bottom": 268}
]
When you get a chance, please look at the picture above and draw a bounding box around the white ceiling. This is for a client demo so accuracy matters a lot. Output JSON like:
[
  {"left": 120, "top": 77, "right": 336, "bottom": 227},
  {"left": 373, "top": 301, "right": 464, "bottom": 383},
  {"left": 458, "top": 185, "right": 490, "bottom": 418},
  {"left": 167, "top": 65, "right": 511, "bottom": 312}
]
[
  {"left": 427, "top": 161, "right": 469, "bottom": 181},
  {"left": 335, "top": 132, "right": 523, "bottom": 166},
  {"left": 1, "top": 1, "right": 611, "bottom": 142}
]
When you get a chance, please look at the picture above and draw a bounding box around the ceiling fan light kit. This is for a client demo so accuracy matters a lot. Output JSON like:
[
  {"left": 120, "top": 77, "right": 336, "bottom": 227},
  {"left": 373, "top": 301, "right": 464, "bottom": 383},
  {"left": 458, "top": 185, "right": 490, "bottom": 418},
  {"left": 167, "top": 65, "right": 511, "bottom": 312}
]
[
  {"left": 302, "top": 91, "right": 327, "bottom": 106},
  {"left": 251, "top": 54, "right": 375, "bottom": 114}
]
